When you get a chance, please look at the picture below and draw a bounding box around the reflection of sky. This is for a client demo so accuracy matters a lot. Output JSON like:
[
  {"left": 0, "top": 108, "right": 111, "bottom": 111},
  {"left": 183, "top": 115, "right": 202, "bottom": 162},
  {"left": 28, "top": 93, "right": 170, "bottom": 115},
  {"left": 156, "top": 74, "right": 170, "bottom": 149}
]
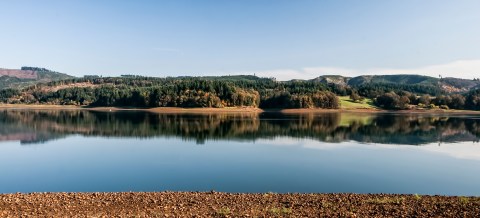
[
  {"left": 1, "top": 136, "right": 480, "bottom": 196},
  {"left": 256, "top": 137, "right": 480, "bottom": 161}
]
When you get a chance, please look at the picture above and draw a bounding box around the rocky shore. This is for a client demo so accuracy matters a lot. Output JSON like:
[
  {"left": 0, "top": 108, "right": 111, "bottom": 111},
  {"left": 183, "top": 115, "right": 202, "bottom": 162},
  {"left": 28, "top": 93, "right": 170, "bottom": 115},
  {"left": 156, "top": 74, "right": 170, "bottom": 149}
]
[{"left": 1, "top": 192, "right": 479, "bottom": 217}]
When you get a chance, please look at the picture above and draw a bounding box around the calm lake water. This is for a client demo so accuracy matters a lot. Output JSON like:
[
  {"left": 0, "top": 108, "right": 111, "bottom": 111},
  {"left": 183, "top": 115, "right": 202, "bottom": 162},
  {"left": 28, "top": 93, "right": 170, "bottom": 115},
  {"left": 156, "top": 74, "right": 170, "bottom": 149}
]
[{"left": 0, "top": 110, "right": 479, "bottom": 195}]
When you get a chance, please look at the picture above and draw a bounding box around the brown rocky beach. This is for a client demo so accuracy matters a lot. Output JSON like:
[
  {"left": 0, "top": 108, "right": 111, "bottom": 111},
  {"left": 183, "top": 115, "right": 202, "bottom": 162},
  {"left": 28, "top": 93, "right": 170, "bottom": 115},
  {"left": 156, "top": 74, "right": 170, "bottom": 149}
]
[{"left": 1, "top": 192, "right": 479, "bottom": 217}]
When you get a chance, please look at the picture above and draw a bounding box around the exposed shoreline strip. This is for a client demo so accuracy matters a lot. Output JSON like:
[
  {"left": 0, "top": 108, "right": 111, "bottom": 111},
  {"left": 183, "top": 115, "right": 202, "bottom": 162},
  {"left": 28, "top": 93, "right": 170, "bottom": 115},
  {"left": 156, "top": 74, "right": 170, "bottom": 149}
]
[{"left": 1, "top": 104, "right": 480, "bottom": 114}]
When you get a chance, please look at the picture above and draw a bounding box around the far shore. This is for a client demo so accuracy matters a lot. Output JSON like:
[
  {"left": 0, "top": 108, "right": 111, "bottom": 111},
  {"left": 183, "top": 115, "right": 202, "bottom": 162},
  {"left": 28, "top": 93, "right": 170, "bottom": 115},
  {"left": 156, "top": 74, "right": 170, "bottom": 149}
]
[{"left": 1, "top": 103, "right": 480, "bottom": 114}]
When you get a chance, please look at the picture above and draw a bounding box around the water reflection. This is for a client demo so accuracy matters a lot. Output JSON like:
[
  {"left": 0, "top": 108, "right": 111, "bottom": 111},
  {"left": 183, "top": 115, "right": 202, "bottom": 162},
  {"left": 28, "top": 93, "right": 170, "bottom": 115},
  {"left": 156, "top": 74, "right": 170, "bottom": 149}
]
[{"left": 0, "top": 110, "right": 479, "bottom": 145}]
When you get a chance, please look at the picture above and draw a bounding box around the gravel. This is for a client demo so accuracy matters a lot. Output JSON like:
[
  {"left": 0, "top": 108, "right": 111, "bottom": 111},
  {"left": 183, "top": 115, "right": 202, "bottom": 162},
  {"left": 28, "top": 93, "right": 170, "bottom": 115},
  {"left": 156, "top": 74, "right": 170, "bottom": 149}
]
[{"left": 1, "top": 192, "right": 479, "bottom": 217}]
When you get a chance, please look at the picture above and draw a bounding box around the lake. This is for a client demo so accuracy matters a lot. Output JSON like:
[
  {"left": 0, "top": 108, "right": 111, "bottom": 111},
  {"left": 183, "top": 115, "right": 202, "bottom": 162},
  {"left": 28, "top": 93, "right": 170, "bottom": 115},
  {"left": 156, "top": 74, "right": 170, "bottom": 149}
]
[{"left": 0, "top": 109, "right": 479, "bottom": 196}]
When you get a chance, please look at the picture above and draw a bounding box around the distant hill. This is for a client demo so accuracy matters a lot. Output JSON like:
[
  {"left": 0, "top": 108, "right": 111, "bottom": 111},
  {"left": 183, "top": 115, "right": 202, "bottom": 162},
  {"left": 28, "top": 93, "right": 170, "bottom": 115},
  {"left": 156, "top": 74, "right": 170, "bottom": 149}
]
[
  {"left": 312, "top": 74, "right": 480, "bottom": 93},
  {"left": 441, "top": 77, "right": 480, "bottom": 92},
  {"left": 311, "top": 75, "right": 350, "bottom": 86},
  {"left": 347, "top": 75, "right": 437, "bottom": 86},
  {"left": 0, "top": 67, "right": 75, "bottom": 89},
  {"left": 1, "top": 66, "right": 478, "bottom": 94},
  {"left": 189, "top": 75, "right": 272, "bottom": 82},
  {"left": 0, "top": 68, "right": 37, "bottom": 79}
]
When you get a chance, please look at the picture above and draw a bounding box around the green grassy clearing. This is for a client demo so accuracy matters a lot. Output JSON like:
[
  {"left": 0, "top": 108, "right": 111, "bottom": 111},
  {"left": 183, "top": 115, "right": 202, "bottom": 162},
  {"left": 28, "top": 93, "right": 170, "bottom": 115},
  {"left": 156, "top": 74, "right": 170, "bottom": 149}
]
[{"left": 339, "top": 96, "right": 378, "bottom": 110}]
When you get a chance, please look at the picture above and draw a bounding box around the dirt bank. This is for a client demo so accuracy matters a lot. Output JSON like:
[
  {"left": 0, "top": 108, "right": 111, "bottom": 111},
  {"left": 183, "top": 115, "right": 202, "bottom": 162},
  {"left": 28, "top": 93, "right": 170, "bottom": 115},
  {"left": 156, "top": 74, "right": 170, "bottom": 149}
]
[
  {"left": 0, "top": 192, "right": 479, "bottom": 217},
  {"left": 0, "top": 104, "right": 263, "bottom": 113},
  {"left": 1, "top": 104, "right": 480, "bottom": 115}
]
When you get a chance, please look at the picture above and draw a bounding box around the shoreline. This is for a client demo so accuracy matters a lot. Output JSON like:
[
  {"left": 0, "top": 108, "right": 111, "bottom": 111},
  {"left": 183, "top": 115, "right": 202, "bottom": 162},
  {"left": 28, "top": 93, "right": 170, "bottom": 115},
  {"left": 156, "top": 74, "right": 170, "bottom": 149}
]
[
  {"left": 0, "top": 192, "right": 478, "bottom": 217},
  {"left": 1, "top": 104, "right": 480, "bottom": 114}
]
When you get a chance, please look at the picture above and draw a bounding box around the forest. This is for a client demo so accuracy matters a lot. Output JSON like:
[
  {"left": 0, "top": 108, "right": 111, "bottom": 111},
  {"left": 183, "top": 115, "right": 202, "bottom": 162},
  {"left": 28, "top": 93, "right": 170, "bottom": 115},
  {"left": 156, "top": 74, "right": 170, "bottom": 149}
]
[
  {"left": 0, "top": 75, "right": 479, "bottom": 110},
  {"left": 372, "top": 89, "right": 480, "bottom": 110},
  {"left": 0, "top": 76, "right": 339, "bottom": 109}
]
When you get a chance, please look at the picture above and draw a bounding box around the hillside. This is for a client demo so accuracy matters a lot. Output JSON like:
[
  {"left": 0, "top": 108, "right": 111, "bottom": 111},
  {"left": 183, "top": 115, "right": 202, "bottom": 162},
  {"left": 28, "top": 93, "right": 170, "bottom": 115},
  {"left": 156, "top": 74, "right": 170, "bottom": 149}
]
[
  {"left": 0, "top": 68, "right": 479, "bottom": 110},
  {"left": 311, "top": 75, "right": 350, "bottom": 86},
  {"left": 347, "top": 74, "right": 437, "bottom": 86},
  {"left": 441, "top": 77, "right": 480, "bottom": 92},
  {"left": 0, "top": 67, "right": 74, "bottom": 89},
  {"left": 0, "top": 75, "right": 339, "bottom": 109},
  {"left": 312, "top": 74, "right": 480, "bottom": 93},
  {"left": 0, "top": 69, "right": 37, "bottom": 79}
]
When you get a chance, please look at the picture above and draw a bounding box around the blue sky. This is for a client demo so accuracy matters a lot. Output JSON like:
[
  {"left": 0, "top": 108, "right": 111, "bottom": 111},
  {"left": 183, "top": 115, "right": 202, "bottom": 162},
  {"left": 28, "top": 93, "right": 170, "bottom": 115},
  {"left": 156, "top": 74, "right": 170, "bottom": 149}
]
[{"left": 1, "top": 0, "right": 479, "bottom": 80}]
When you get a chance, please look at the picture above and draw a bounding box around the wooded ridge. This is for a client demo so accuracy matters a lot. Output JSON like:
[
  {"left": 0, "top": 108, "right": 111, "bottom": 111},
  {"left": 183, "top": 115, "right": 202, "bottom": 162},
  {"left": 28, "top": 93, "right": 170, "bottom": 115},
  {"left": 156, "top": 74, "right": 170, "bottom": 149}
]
[{"left": 0, "top": 67, "right": 479, "bottom": 110}]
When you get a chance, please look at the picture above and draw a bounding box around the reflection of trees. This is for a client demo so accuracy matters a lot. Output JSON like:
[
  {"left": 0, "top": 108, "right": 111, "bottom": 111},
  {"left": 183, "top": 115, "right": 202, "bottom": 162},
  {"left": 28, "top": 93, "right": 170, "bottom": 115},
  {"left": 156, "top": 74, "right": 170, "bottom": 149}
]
[
  {"left": 256, "top": 113, "right": 341, "bottom": 141},
  {"left": 465, "top": 119, "right": 480, "bottom": 137},
  {"left": 0, "top": 110, "right": 479, "bottom": 145},
  {"left": 347, "top": 115, "right": 479, "bottom": 144}
]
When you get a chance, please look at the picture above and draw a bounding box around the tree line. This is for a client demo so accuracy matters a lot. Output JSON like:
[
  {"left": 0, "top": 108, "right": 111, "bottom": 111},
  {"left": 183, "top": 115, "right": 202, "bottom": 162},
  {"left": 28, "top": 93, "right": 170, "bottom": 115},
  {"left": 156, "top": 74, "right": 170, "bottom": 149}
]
[
  {"left": 0, "top": 76, "right": 339, "bottom": 109},
  {"left": 372, "top": 89, "right": 480, "bottom": 110},
  {"left": 1, "top": 75, "right": 480, "bottom": 110}
]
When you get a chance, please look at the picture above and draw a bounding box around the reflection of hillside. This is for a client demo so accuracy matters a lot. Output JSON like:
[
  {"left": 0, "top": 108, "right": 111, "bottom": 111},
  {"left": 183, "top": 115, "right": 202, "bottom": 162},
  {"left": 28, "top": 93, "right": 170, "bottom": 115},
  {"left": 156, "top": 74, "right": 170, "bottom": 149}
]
[
  {"left": 0, "top": 110, "right": 479, "bottom": 145},
  {"left": 347, "top": 115, "right": 479, "bottom": 144}
]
